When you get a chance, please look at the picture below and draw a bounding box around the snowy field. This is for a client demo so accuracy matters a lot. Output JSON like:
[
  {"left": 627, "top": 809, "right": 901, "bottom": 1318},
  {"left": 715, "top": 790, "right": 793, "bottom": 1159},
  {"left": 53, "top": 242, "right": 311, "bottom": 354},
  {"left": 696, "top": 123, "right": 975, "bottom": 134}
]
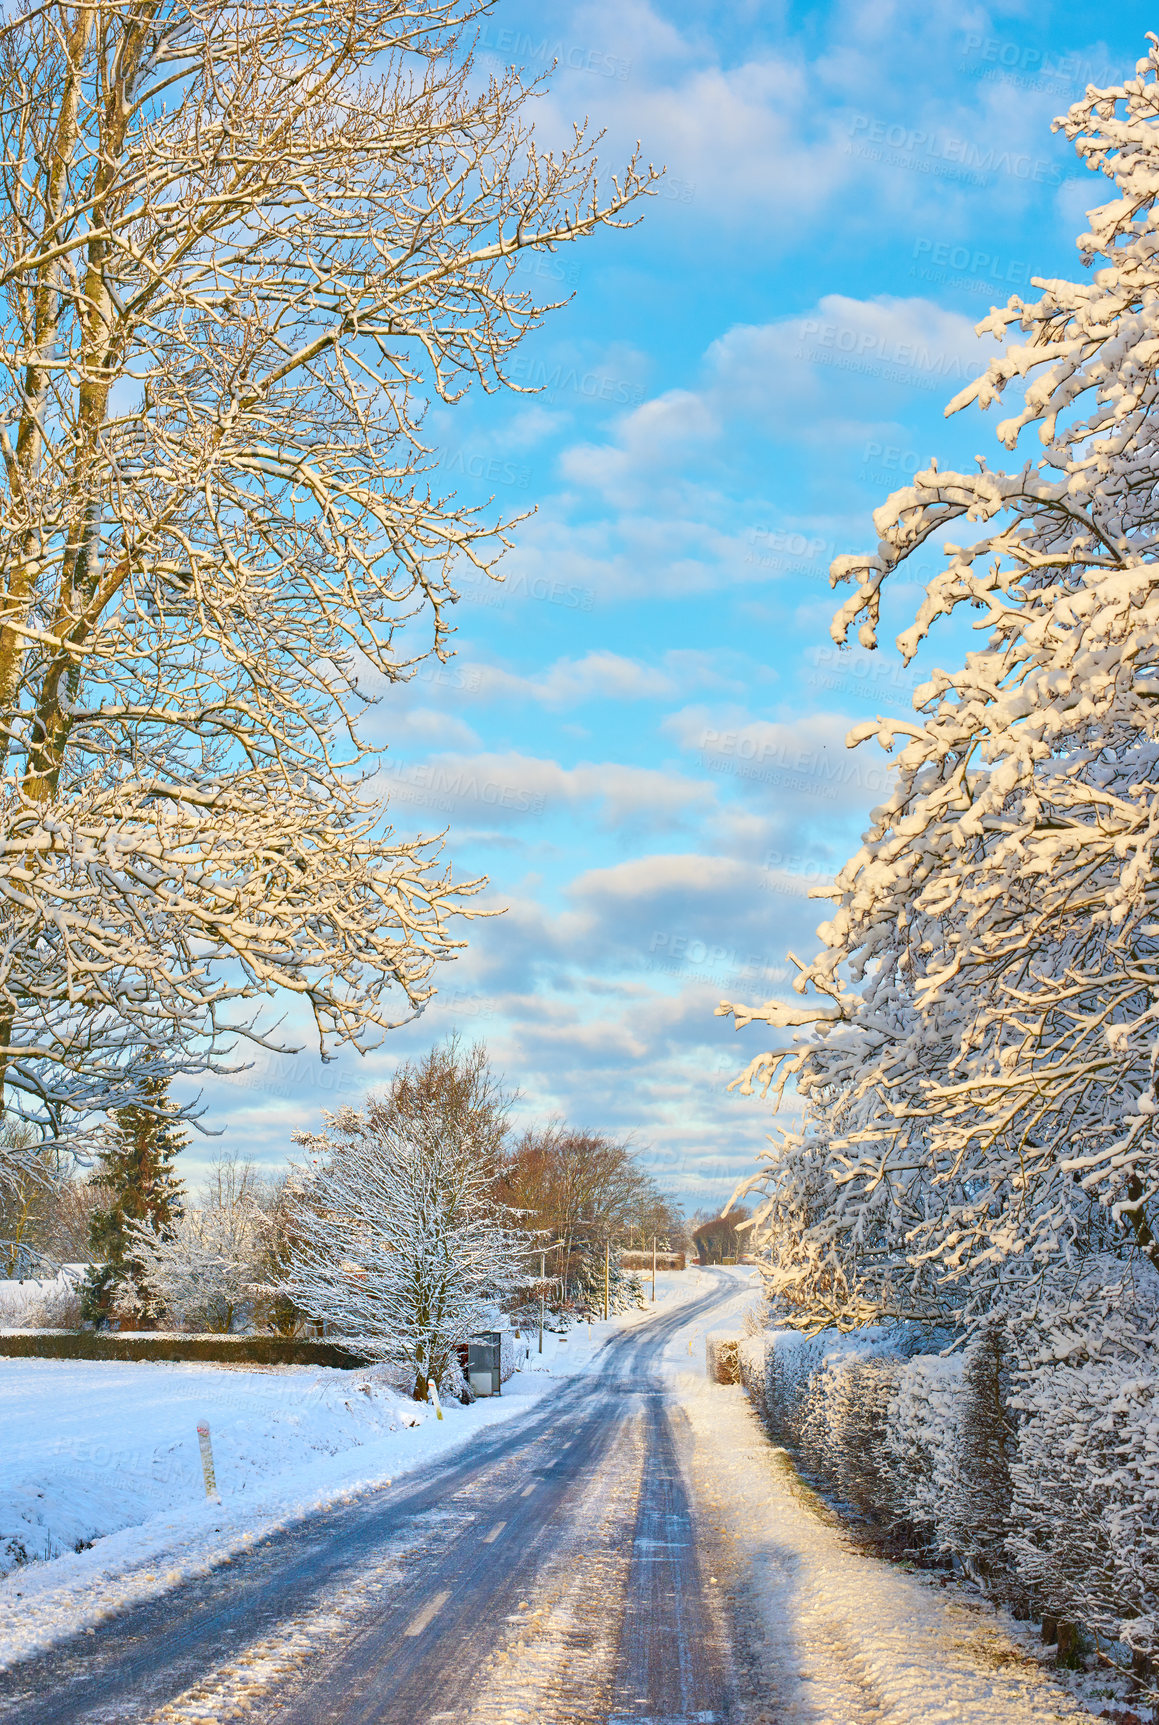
[{"left": 0, "top": 1274, "right": 699, "bottom": 1670}]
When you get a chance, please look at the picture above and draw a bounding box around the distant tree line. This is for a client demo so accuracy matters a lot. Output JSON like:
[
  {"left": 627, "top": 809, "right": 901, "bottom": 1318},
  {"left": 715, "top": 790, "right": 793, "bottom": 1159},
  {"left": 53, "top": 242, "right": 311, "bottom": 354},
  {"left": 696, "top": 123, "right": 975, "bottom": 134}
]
[{"left": 1, "top": 1040, "right": 684, "bottom": 1404}]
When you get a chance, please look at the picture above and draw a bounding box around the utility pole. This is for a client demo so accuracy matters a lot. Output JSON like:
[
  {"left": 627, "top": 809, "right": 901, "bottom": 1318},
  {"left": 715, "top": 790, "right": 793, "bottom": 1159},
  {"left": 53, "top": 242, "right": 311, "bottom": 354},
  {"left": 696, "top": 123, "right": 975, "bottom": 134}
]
[
  {"left": 651, "top": 1234, "right": 656, "bottom": 1302},
  {"left": 539, "top": 1247, "right": 546, "bottom": 1353},
  {"left": 604, "top": 1237, "right": 610, "bottom": 1321}
]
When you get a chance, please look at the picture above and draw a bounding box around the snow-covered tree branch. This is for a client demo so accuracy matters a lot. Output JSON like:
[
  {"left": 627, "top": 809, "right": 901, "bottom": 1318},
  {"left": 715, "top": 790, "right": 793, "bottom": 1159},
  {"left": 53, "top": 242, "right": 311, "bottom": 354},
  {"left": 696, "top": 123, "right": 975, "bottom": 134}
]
[
  {"left": 722, "top": 39, "right": 1159, "bottom": 1327},
  {"left": 0, "top": 0, "right": 655, "bottom": 1150},
  {"left": 128, "top": 1190, "right": 267, "bottom": 1332}
]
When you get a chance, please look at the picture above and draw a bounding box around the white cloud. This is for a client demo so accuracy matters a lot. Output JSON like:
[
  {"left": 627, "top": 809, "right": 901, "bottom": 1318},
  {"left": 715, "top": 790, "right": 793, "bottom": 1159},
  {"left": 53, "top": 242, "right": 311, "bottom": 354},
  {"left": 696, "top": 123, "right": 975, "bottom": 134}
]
[
  {"left": 519, "top": 0, "right": 1089, "bottom": 241},
  {"left": 663, "top": 701, "right": 899, "bottom": 829},
  {"left": 377, "top": 749, "right": 718, "bottom": 832},
  {"left": 705, "top": 295, "right": 998, "bottom": 423},
  {"left": 493, "top": 404, "right": 574, "bottom": 450},
  {"left": 473, "top": 650, "right": 677, "bottom": 706},
  {"left": 534, "top": 293, "right": 999, "bottom": 603},
  {"left": 466, "top": 647, "right": 740, "bottom": 707},
  {"left": 559, "top": 387, "right": 720, "bottom": 493},
  {"left": 382, "top": 707, "right": 481, "bottom": 750},
  {"left": 570, "top": 851, "right": 750, "bottom": 904}
]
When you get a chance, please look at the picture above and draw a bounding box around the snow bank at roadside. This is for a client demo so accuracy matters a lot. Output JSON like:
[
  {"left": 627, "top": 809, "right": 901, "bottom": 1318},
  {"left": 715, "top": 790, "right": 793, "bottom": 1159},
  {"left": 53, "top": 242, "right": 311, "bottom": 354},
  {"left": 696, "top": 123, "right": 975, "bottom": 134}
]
[
  {"left": 0, "top": 1356, "right": 434, "bottom": 1573},
  {"left": 667, "top": 1270, "right": 1133, "bottom": 1724}
]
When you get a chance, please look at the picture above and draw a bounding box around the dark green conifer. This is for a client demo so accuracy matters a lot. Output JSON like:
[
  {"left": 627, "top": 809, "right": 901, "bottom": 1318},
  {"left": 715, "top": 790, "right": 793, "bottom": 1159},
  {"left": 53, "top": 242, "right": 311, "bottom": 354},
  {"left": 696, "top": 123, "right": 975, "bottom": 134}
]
[{"left": 81, "top": 1072, "right": 186, "bottom": 1327}]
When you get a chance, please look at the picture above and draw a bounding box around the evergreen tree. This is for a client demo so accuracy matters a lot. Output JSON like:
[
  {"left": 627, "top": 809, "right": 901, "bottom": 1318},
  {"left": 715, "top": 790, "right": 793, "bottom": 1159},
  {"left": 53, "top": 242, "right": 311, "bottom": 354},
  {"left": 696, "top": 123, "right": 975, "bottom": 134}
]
[
  {"left": 81, "top": 1074, "right": 186, "bottom": 1327},
  {"left": 574, "top": 1242, "right": 644, "bottom": 1316}
]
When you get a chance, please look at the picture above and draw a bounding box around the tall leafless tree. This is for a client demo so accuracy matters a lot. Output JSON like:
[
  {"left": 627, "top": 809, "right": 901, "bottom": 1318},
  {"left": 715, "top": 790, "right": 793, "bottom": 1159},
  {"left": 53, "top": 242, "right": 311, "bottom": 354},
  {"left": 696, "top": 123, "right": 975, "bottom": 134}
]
[
  {"left": 284, "top": 1040, "right": 525, "bottom": 1398},
  {"left": 0, "top": 1, "right": 653, "bottom": 1179}
]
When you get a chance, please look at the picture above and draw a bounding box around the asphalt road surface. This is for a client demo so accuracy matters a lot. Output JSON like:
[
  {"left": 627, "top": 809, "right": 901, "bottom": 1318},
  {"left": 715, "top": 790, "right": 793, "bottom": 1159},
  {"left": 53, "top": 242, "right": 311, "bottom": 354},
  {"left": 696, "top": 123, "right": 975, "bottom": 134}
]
[{"left": 0, "top": 1273, "right": 743, "bottom": 1725}]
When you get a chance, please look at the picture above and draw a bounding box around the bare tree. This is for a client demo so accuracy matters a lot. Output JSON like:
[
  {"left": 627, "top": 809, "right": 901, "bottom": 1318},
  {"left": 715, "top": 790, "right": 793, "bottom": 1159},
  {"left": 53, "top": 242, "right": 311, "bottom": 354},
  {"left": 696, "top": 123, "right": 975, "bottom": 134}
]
[
  {"left": 0, "top": 1, "right": 654, "bottom": 1153},
  {"left": 284, "top": 1040, "right": 526, "bottom": 1398},
  {"left": 0, "top": 1118, "right": 62, "bottom": 1275},
  {"left": 689, "top": 1207, "right": 749, "bottom": 1266},
  {"left": 499, "top": 1127, "right": 679, "bottom": 1301}
]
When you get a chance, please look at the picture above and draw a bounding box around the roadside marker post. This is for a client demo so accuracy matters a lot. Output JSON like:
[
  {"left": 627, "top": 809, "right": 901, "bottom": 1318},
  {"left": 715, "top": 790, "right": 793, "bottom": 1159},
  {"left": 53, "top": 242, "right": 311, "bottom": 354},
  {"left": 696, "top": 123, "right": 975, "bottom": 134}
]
[{"left": 196, "top": 1421, "right": 219, "bottom": 1500}]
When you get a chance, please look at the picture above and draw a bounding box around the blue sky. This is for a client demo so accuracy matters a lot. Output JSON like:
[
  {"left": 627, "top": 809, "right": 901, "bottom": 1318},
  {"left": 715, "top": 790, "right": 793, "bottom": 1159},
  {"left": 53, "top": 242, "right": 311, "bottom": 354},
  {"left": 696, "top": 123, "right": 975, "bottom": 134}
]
[{"left": 191, "top": 0, "right": 1156, "bottom": 1211}]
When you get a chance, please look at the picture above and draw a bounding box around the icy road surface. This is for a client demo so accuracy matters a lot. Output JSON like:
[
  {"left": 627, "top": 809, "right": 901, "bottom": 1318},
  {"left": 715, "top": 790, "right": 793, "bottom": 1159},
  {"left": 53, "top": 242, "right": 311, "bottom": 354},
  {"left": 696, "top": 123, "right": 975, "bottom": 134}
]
[{"left": 0, "top": 1270, "right": 1088, "bottom": 1725}]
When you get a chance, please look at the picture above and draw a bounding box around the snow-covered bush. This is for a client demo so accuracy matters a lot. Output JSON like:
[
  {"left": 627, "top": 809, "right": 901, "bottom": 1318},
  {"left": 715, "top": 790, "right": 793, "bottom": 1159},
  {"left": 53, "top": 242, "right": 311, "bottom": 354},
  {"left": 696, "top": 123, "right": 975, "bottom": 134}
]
[
  {"left": 794, "top": 1329, "right": 924, "bottom": 1518},
  {"left": 757, "top": 1327, "right": 921, "bottom": 1506},
  {"left": 0, "top": 1269, "right": 84, "bottom": 1330},
  {"left": 738, "top": 1332, "right": 775, "bottom": 1421},
  {"left": 823, "top": 1353, "right": 901, "bottom": 1525},
  {"left": 937, "top": 1319, "right": 1020, "bottom": 1595},
  {"left": 128, "top": 1199, "right": 268, "bottom": 1332},
  {"left": 748, "top": 1292, "right": 1159, "bottom": 1682},
  {"left": 754, "top": 1325, "right": 1017, "bottom": 1564},
  {"left": 883, "top": 1351, "right": 963, "bottom": 1549}
]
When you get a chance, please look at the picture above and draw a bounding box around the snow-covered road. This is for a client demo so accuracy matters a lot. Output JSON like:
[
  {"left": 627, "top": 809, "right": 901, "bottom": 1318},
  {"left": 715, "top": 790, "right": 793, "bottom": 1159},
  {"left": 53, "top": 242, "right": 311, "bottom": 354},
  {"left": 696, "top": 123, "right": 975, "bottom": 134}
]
[{"left": 0, "top": 1270, "right": 1096, "bottom": 1724}]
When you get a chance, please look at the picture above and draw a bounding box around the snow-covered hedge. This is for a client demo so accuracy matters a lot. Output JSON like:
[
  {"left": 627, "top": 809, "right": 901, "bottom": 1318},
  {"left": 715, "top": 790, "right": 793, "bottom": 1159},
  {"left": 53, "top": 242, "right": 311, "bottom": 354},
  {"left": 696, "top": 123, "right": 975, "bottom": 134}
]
[
  {"left": 746, "top": 1296, "right": 1159, "bottom": 1674},
  {"left": 885, "top": 1350, "right": 963, "bottom": 1549}
]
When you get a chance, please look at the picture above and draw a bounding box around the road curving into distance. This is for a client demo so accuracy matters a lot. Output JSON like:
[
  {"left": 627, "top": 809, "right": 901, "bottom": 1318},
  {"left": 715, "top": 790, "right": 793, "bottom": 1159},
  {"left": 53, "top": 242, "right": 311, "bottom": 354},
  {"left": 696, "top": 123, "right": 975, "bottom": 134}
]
[{"left": 0, "top": 1270, "right": 746, "bottom": 1725}]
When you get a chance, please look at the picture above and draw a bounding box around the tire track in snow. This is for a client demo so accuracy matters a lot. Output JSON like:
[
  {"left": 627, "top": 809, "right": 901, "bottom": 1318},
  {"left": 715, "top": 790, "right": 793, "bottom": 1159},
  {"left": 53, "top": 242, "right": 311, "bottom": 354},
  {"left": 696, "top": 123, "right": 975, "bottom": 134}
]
[
  {"left": 456, "top": 1410, "right": 644, "bottom": 1725},
  {"left": 0, "top": 1274, "right": 747, "bottom": 1725}
]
